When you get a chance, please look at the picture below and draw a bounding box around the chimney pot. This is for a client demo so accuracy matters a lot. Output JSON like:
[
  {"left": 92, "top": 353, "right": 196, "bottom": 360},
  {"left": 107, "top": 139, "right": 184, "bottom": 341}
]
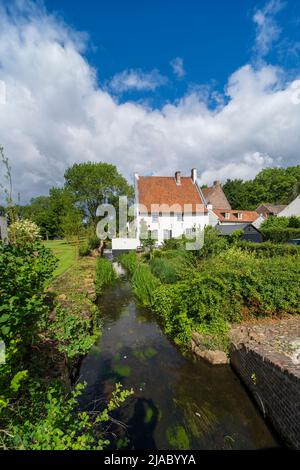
[
  {"left": 191, "top": 168, "right": 197, "bottom": 183},
  {"left": 175, "top": 171, "right": 181, "bottom": 185}
]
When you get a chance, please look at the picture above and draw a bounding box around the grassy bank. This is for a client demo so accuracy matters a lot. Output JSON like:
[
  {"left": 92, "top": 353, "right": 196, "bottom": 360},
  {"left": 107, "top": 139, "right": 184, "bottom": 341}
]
[
  {"left": 48, "top": 255, "right": 100, "bottom": 367},
  {"left": 43, "top": 239, "right": 77, "bottom": 278}
]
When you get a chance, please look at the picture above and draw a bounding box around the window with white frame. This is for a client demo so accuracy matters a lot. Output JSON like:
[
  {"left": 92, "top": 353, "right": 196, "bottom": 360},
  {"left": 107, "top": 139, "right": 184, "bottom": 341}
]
[
  {"left": 237, "top": 212, "right": 243, "bottom": 220},
  {"left": 185, "top": 228, "right": 194, "bottom": 237},
  {"left": 152, "top": 213, "right": 159, "bottom": 223},
  {"left": 225, "top": 212, "right": 230, "bottom": 219},
  {"left": 176, "top": 213, "right": 183, "bottom": 222}
]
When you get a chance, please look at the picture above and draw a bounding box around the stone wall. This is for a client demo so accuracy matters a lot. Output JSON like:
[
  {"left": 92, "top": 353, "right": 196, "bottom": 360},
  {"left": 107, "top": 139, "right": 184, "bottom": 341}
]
[{"left": 230, "top": 323, "right": 300, "bottom": 449}]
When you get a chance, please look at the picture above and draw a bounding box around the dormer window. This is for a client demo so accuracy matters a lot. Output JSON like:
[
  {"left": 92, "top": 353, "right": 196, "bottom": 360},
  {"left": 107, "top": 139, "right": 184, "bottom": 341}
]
[
  {"left": 237, "top": 212, "right": 243, "bottom": 220},
  {"left": 225, "top": 212, "right": 230, "bottom": 219}
]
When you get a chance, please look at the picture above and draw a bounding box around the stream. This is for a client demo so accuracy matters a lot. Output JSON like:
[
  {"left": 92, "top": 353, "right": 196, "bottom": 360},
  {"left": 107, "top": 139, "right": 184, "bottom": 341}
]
[{"left": 79, "top": 265, "right": 280, "bottom": 450}]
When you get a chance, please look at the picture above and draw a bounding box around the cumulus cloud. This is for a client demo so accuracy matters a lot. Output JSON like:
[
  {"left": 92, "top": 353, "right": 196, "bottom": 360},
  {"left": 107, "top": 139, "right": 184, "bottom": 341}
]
[
  {"left": 252, "top": 0, "right": 285, "bottom": 61},
  {"left": 0, "top": 1, "right": 300, "bottom": 203},
  {"left": 109, "top": 69, "right": 167, "bottom": 93},
  {"left": 170, "top": 57, "right": 186, "bottom": 78}
]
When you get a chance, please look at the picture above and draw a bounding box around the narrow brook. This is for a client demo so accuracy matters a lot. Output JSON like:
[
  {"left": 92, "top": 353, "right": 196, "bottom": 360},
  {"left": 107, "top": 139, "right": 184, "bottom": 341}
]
[{"left": 79, "top": 267, "right": 281, "bottom": 450}]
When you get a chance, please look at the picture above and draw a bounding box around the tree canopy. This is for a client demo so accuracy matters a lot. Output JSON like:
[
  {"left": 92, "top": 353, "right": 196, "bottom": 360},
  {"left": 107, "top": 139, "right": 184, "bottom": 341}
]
[
  {"left": 64, "top": 162, "right": 133, "bottom": 225},
  {"left": 222, "top": 165, "right": 300, "bottom": 210}
]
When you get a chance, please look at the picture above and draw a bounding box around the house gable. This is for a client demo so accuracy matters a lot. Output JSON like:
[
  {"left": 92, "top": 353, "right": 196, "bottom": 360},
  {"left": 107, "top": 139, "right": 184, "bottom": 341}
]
[{"left": 202, "top": 181, "right": 231, "bottom": 210}]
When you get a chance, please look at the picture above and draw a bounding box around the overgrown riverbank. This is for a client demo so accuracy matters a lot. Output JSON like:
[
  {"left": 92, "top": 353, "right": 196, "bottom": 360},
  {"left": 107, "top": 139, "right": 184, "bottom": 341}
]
[
  {"left": 0, "top": 237, "right": 131, "bottom": 450},
  {"left": 118, "top": 228, "right": 300, "bottom": 354}
]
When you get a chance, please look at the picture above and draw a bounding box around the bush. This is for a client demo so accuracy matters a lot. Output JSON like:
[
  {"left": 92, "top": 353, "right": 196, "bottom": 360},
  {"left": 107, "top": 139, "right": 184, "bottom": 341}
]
[
  {"left": 95, "top": 257, "right": 116, "bottom": 295},
  {"left": 238, "top": 240, "right": 300, "bottom": 257},
  {"left": 152, "top": 248, "right": 300, "bottom": 348},
  {"left": 79, "top": 241, "right": 90, "bottom": 257},
  {"left": 0, "top": 242, "right": 57, "bottom": 340},
  {"left": 118, "top": 251, "right": 138, "bottom": 275},
  {"left": 197, "top": 226, "right": 229, "bottom": 258},
  {"left": 9, "top": 219, "right": 41, "bottom": 246},
  {"left": 131, "top": 264, "right": 160, "bottom": 307},
  {"left": 150, "top": 250, "right": 193, "bottom": 283},
  {"left": 261, "top": 227, "right": 300, "bottom": 243},
  {"left": 5, "top": 382, "right": 133, "bottom": 450},
  {"left": 87, "top": 235, "right": 100, "bottom": 250}
]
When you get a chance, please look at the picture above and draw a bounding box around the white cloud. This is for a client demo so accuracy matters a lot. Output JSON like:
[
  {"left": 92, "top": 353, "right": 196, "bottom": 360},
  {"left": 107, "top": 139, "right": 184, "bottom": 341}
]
[
  {"left": 0, "top": 1, "right": 300, "bottom": 204},
  {"left": 170, "top": 57, "right": 185, "bottom": 78},
  {"left": 109, "top": 69, "right": 167, "bottom": 93},
  {"left": 252, "top": 0, "right": 285, "bottom": 61}
]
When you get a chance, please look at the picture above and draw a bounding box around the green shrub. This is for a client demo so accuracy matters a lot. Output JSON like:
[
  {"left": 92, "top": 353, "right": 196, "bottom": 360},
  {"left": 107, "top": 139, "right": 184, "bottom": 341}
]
[
  {"left": 238, "top": 240, "right": 300, "bottom": 257},
  {"left": 95, "top": 257, "right": 116, "bottom": 295},
  {"left": 87, "top": 235, "right": 100, "bottom": 250},
  {"left": 0, "top": 242, "right": 57, "bottom": 340},
  {"left": 152, "top": 247, "right": 300, "bottom": 348},
  {"left": 131, "top": 264, "right": 160, "bottom": 307},
  {"left": 118, "top": 251, "right": 138, "bottom": 275},
  {"left": 79, "top": 241, "right": 90, "bottom": 257},
  {"left": 261, "top": 227, "right": 300, "bottom": 243},
  {"left": 5, "top": 382, "right": 133, "bottom": 450},
  {"left": 197, "top": 226, "right": 229, "bottom": 258}
]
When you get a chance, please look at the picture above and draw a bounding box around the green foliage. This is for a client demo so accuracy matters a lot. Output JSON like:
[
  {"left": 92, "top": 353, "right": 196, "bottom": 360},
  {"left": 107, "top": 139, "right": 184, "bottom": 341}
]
[
  {"left": 237, "top": 240, "right": 300, "bottom": 257},
  {"left": 87, "top": 234, "right": 100, "bottom": 250},
  {"left": 118, "top": 251, "right": 138, "bottom": 275},
  {"left": 260, "top": 216, "right": 300, "bottom": 241},
  {"left": 197, "top": 226, "right": 229, "bottom": 258},
  {"left": 261, "top": 227, "right": 300, "bottom": 243},
  {"left": 131, "top": 264, "right": 161, "bottom": 307},
  {"left": 261, "top": 215, "right": 300, "bottom": 230},
  {"left": 50, "top": 304, "right": 99, "bottom": 359},
  {"left": 149, "top": 249, "right": 192, "bottom": 284},
  {"left": 4, "top": 382, "right": 133, "bottom": 450},
  {"left": 0, "top": 242, "right": 57, "bottom": 339},
  {"left": 95, "top": 257, "right": 116, "bottom": 295},
  {"left": 79, "top": 241, "right": 90, "bottom": 257},
  {"left": 152, "top": 247, "right": 300, "bottom": 348},
  {"left": 223, "top": 165, "right": 300, "bottom": 209},
  {"left": 64, "top": 162, "right": 133, "bottom": 225}
]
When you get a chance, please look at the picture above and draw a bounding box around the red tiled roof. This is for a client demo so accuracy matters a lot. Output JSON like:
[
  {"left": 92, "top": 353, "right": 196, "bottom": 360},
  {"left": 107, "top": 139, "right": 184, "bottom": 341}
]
[
  {"left": 137, "top": 176, "right": 206, "bottom": 213},
  {"left": 213, "top": 209, "right": 260, "bottom": 223},
  {"left": 202, "top": 184, "right": 231, "bottom": 210}
]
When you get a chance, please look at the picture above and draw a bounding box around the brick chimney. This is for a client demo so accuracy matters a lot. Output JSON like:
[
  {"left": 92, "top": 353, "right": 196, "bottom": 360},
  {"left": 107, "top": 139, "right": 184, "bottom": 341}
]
[
  {"left": 175, "top": 171, "right": 181, "bottom": 185},
  {"left": 191, "top": 168, "right": 197, "bottom": 183},
  {"left": 213, "top": 180, "right": 220, "bottom": 186}
]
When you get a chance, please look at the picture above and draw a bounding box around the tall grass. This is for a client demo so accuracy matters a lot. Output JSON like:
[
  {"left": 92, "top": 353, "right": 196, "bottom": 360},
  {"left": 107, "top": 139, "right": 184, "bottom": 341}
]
[
  {"left": 118, "top": 251, "right": 138, "bottom": 275},
  {"left": 131, "top": 264, "right": 160, "bottom": 307},
  {"left": 95, "top": 257, "right": 116, "bottom": 295}
]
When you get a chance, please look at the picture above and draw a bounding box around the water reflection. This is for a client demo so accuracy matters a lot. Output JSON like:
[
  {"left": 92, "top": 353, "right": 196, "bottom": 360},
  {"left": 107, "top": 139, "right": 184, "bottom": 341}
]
[{"left": 79, "top": 277, "right": 280, "bottom": 450}]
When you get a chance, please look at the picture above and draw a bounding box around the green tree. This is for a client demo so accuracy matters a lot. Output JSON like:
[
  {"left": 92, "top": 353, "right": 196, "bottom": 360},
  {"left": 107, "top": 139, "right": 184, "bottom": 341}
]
[
  {"left": 223, "top": 165, "right": 300, "bottom": 210},
  {"left": 64, "top": 162, "right": 133, "bottom": 226}
]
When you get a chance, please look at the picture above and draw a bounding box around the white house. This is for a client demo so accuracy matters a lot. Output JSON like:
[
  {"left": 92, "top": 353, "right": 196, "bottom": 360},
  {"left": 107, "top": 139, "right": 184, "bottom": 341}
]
[
  {"left": 134, "top": 169, "right": 209, "bottom": 246},
  {"left": 277, "top": 195, "right": 300, "bottom": 217},
  {"left": 111, "top": 168, "right": 265, "bottom": 252}
]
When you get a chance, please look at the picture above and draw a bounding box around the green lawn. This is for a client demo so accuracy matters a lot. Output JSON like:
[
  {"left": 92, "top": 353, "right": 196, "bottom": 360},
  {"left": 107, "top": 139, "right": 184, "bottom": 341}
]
[{"left": 43, "top": 240, "right": 77, "bottom": 278}]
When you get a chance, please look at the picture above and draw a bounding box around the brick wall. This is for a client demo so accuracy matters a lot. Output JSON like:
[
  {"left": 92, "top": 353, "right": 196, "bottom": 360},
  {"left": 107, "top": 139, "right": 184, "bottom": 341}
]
[{"left": 230, "top": 344, "right": 300, "bottom": 449}]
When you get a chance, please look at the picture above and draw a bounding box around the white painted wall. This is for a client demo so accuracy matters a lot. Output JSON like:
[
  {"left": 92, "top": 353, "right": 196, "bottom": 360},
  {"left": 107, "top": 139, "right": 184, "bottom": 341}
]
[{"left": 138, "top": 212, "right": 209, "bottom": 245}]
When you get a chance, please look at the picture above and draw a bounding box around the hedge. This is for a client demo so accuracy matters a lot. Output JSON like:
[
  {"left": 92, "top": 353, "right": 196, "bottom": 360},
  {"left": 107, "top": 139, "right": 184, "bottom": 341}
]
[{"left": 261, "top": 228, "right": 300, "bottom": 243}]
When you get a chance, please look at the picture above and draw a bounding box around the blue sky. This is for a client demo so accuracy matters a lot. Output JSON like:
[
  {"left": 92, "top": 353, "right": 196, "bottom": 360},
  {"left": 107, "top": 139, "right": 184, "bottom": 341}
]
[
  {"left": 43, "top": 0, "right": 300, "bottom": 106},
  {"left": 0, "top": 0, "right": 300, "bottom": 201}
]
